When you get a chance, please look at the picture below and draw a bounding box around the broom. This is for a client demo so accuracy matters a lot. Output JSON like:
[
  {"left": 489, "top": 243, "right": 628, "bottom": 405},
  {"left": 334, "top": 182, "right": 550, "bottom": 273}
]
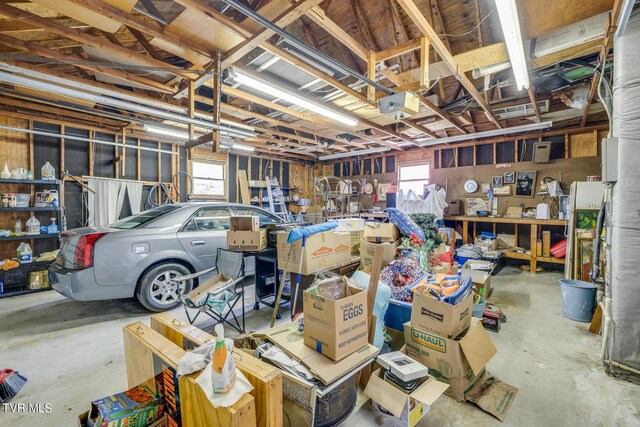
[{"left": 0, "top": 369, "right": 27, "bottom": 403}]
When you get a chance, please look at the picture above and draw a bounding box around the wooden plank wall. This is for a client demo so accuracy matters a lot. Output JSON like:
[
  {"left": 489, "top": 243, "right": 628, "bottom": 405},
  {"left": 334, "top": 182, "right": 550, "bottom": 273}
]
[
  {"left": 322, "top": 129, "right": 604, "bottom": 214},
  {"left": 190, "top": 147, "right": 315, "bottom": 213},
  {"left": 0, "top": 115, "right": 182, "bottom": 259}
]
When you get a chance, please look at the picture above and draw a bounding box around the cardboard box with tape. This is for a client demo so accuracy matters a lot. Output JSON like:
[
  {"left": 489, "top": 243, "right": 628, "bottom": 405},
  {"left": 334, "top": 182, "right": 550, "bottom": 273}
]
[
  {"left": 360, "top": 239, "right": 400, "bottom": 269},
  {"left": 410, "top": 288, "right": 472, "bottom": 339},
  {"left": 277, "top": 230, "right": 336, "bottom": 275},
  {"left": 303, "top": 278, "right": 369, "bottom": 361},
  {"left": 227, "top": 215, "right": 266, "bottom": 251},
  {"left": 364, "top": 222, "right": 401, "bottom": 243},
  {"left": 334, "top": 231, "right": 353, "bottom": 266},
  {"left": 461, "top": 260, "right": 494, "bottom": 297},
  {"left": 403, "top": 320, "right": 518, "bottom": 421}
]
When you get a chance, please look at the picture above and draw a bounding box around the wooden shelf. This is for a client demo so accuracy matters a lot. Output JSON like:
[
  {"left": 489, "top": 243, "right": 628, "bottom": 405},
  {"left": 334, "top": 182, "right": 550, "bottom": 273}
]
[
  {"left": 444, "top": 215, "right": 567, "bottom": 226},
  {"left": 0, "top": 178, "right": 61, "bottom": 185},
  {"left": 504, "top": 251, "right": 531, "bottom": 260},
  {"left": 537, "top": 256, "right": 566, "bottom": 265},
  {"left": 0, "top": 207, "right": 61, "bottom": 212},
  {"left": 0, "top": 233, "right": 59, "bottom": 241}
]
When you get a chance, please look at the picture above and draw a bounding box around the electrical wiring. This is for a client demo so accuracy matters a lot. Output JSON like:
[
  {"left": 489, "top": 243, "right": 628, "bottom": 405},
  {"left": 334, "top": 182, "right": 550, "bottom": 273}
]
[
  {"left": 146, "top": 183, "right": 172, "bottom": 209},
  {"left": 439, "top": 9, "right": 495, "bottom": 39},
  {"left": 172, "top": 171, "right": 194, "bottom": 201}
]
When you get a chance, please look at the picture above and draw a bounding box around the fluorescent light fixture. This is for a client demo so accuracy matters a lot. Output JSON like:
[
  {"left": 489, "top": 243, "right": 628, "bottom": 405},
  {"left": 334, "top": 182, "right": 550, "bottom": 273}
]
[
  {"left": 231, "top": 69, "right": 358, "bottom": 127},
  {"left": 495, "top": 0, "right": 529, "bottom": 90},
  {"left": 318, "top": 147, "right": 391, "bottom": 161},
  {"left": 472, "top": 62, "right": 512, "bottom": 79},
  {"left": 416, "top": 121, "right": 552, "bottom": 146},
  {"left": 144, "top": 124, "right": 189, "bottom": 140},
  {"left": 233, "top": 143, "right": 255, "bottom": 152}
]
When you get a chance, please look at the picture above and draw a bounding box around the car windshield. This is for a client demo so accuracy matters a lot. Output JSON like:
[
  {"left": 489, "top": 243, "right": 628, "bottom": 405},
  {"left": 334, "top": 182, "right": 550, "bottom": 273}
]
[{"left": 111, "top": 205, "right": 180, "bottom": 229}]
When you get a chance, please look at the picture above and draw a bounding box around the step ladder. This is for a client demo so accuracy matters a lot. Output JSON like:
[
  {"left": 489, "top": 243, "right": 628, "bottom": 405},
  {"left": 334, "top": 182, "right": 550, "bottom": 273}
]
[{"left": 265, "top": 176, "right": 289, "bottom": 221}]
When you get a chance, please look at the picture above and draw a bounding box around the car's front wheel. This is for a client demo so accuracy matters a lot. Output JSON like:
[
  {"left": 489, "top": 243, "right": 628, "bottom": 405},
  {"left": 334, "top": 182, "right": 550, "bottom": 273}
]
[{"left": 136, "top": 263, "right": 193, "bottom": 312}]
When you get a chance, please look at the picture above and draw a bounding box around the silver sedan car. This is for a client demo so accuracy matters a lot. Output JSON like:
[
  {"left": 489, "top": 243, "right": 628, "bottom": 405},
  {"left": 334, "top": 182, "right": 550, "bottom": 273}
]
[{"left": 50, "top": 203, "right": 283, "bottom": 311}]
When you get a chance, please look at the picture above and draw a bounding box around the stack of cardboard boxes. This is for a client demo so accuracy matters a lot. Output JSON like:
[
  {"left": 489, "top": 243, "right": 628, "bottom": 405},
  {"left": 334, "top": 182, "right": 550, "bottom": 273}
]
[
  {"left": 360, "top": 222, "right": 401, "bottom": 268},
  {"left": 276, "top": 229, "right": 352, "bottom": 275},
  {"left": 402, "top": 287, "right": 518, "bottom": 420},
  {"left": 227, "top": 215, "right": 267, "bottom": 251}
]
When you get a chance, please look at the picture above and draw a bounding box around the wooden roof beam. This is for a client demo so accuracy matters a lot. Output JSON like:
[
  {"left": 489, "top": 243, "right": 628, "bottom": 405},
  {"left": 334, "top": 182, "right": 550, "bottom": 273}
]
[
  {"left": 0, "top": 33, "right": 175, "bottom": 93},
  {"left": 395, "top": 0, "right": 501, "bottom": 128},
  {"left": 66, "top": 0, "right": 214, "bottom": 59},
  {"left": 221, "top": 0, "right": 325, "bottom": 68},
  {"left": 527, "top": 85, "right": 541, "bottom": 122},
  {"left": 581, "top": 3, "right": 622, "bottom": 127},
  {"left": 0, "top": 3, "right": 198, "bottom": 81},
  {"left": 306, "top": 6, "right": 368, "bottom": 60}
]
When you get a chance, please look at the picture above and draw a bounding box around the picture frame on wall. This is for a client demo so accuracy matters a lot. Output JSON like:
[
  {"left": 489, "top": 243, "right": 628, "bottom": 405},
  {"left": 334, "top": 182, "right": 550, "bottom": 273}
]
[
  {"left": 504, "top": 172, "right": 515, "bottom": 184},
  {"left": 492, "top": 176, "right": 503, "bottom": 187},
  {"left": 515, "top": 171, "right": 537, "bottom": 197},
  {"left": 493, "top": 186, "right": 511, "bottom": 196}
]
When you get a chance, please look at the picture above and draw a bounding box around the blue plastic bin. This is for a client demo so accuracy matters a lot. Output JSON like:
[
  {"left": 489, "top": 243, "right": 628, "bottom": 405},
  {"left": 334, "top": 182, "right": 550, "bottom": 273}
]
[
  {"left": 384, "top": 299, "right": 412, "bottom": 331},
  {"left": 560, "top": 279, "right": 597, "bottom": 322}
]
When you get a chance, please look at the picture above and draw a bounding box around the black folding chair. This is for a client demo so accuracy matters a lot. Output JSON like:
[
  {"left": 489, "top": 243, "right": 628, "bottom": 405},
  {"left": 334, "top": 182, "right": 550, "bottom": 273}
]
[{"left": 176, "top": 248, "right": 247, "bottom": 334}]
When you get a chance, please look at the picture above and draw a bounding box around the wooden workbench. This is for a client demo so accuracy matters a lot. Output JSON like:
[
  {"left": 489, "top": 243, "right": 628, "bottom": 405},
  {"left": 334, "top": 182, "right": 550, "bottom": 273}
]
[{"left": 444, "top": 216, "right": 568, "bottom": 273}]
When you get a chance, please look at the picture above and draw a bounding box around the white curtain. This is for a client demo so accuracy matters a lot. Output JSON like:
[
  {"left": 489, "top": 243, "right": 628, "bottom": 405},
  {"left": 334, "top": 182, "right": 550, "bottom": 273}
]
[
  {"left": 87, "top": 178, "right": 120, "bottom": 226},
  {"left": 126, "top": 182, "right": 143, "bottom": 215},
  {"left": 87, "top": 178, "right": 144, "bottom": 226}
]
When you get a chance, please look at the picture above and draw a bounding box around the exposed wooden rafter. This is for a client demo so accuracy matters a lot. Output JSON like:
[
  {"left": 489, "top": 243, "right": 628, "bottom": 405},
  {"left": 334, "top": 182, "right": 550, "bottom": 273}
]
[{"left": 395, "top": 0, "right": 501, "bottom": 128}]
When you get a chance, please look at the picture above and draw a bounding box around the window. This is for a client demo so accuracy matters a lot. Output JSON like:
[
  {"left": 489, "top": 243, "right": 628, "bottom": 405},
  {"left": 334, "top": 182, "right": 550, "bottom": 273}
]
[
  {"left": 192, "top": 160, "right": 226, "bottom": 198},
  {"left": 232, "top": 207, "right": 281, "bottom": 225},
  {"left": 398, "top": 162, "right": 429, "bottom": 195},
  {"left": 111, "top": 205, "right": 179, "bottom": 229},
  {"left": 182, "top": 207, "right": 231, "bottom": 232}
]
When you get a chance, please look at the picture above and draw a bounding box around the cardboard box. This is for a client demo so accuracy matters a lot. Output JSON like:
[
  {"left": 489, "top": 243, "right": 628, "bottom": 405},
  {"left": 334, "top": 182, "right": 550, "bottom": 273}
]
[
  {"left": 303, "top": 283, "right": 369, "bottom": 361},
  {"left": 360, "top": 239, "right": 400, "bottom": 268},
  {"left": 349, "top": 231, "right": 363, "bottom": 255},
  {"left": 79, "top": 413, "right": 167, "bottom": 427},
  {"left": 265, "top": 323, "right": 379, "bottom": 384},
  {"left": 403, "top": 320, "right": 496, "bottom": 383},
  {"left": 88, "top": 385, "right": 164, "bottom": 427},
  {"left": 277, "top": 230, "right": 335, "bottom": 275},
  {"left": 334, "top": 231, "right": 352, "bottom": 266},
  {"left": 474, "top": 236, "right": 498, "bottom": 250},
  {"left": 461, "top": 260, "right": 493, "bottom": 297},
  {"left": 411, "top": 290, "right": 472, "bottom": 339},
  {"left": 364, "top": 222, "right": 401, "bottom": 243},
  {"left": 497, "top": 234, "right": 515, "bottom": 249},
  {"left": 227, "top": 228, "right": 267, "bottom": 251},
  {"left": 230, "top": 215, "right": 259, "bottom": 231},
  {"left": 364, "top": 368, "right": 449, "bottom": 427},
  {"left": 335, "top": 218, "right": 365, "bottom": 232},
  {"left": 185, "top": 273, "right": 232, "bottom": 305}
]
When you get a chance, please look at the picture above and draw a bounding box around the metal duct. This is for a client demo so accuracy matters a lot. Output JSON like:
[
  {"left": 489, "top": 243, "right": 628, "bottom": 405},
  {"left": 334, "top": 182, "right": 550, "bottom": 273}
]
[
  {"left": 607, "top": 8, "right": 640, "bottom": 383},
  {"left": 0, "top": 64, "right": 256, "bottom": 138}
]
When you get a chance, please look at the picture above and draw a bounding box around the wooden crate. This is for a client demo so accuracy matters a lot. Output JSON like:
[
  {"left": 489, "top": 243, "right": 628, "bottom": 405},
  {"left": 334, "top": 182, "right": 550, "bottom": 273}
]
[
  {"left": 123, "top": 322, "right": 256, "bottom": 427},
  {"left": 150, "top": 313, "right": 283, "bottom": 427}
]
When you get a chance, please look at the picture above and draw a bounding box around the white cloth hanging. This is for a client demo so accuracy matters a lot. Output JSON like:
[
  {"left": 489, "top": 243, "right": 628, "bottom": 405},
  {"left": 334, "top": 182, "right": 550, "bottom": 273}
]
[
  {"left": 424, "top": 184, "right": 448, "bottom": 219},
  {"left": 87, "top": 178, "right": 121, "bottom": 226},
  {"left": 126, "top": 182, "right": 143, "bottom": 215},
  {"left": 87, "top": 178, "right": 143, "bottom": 226}
]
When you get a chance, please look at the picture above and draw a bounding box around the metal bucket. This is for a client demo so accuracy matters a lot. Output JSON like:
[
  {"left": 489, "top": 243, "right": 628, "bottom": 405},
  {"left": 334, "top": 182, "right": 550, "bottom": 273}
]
[{"left": 560, "top": 280, "right": 597, "bottom": 322}]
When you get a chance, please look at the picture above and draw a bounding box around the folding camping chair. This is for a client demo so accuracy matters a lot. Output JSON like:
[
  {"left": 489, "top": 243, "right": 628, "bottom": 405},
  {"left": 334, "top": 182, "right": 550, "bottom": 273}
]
[{"left": 176, "top": 248, "right": 247, "bottom": 334}]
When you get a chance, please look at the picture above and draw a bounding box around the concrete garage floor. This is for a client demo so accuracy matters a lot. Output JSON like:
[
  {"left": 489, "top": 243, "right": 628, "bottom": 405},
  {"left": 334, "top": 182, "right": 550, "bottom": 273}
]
[{"left": 1, "top": 267, "right": 639, "bottom": 426}]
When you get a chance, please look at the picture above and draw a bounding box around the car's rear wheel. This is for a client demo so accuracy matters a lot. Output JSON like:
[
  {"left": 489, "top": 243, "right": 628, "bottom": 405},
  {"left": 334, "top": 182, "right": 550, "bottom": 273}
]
[{"left": 136, "top": 263, "right": 193, "bottom": 312}]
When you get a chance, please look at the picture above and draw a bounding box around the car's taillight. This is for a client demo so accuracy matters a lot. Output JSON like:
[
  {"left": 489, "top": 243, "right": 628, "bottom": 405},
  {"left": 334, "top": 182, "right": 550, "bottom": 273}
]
[{"left": 73, "top": 233, "right": 107, "bottom": 269}]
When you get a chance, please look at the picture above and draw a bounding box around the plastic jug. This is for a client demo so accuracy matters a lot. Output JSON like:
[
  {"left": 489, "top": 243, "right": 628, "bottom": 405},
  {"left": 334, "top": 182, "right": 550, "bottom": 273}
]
[
  {"left": 18, "top": 243, "right": 32, "bottom": 263},
  {"left": 41, "top": 218, "right": 58, "bottom": 234},
  {"left": 211, "top": 324, "right": 236, "bottom": 394},
  {"left": 41, "top": 162, "right": 55, "bottom": 180},
  {"left": 26, "top": 216, "right": 40, "bottom": 235}
]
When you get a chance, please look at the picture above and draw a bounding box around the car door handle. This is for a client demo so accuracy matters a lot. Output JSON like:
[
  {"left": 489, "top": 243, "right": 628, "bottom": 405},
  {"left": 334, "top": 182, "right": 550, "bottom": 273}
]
[{"left": 190, "top": 240, "right": 206, "bottom": 246}]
